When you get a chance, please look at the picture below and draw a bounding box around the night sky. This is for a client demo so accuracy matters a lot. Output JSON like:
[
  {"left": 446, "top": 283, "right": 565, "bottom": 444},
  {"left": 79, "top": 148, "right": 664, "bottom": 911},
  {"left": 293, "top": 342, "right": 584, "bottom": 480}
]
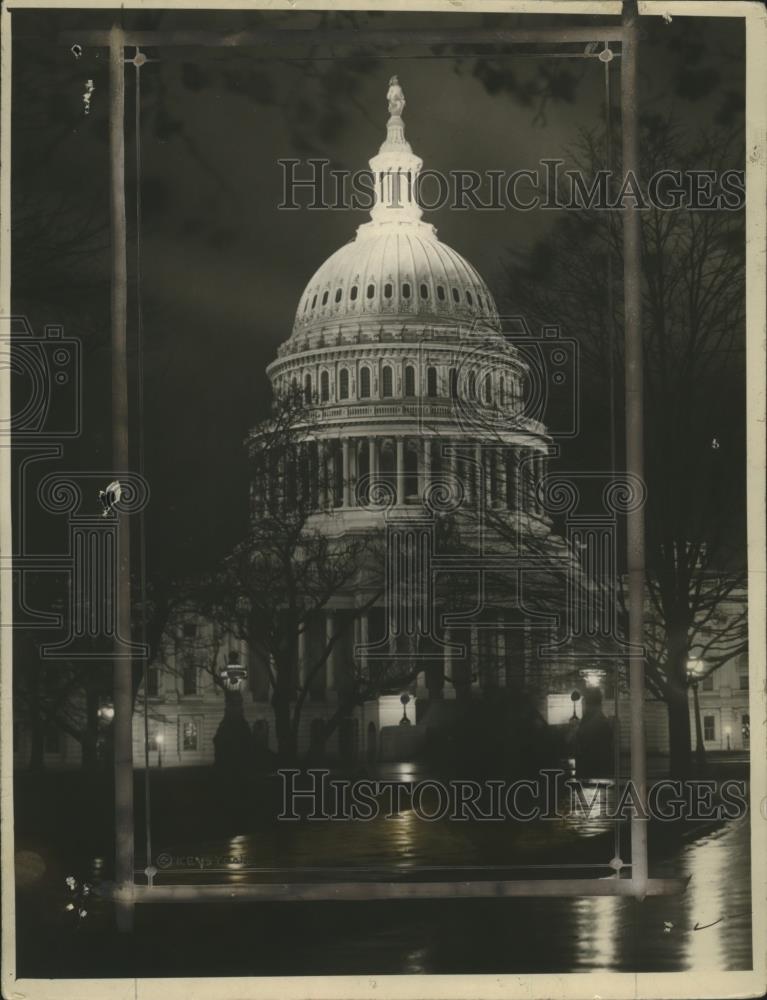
[{"left": 10, "top": 8, "right": 745, "bottom": 585}]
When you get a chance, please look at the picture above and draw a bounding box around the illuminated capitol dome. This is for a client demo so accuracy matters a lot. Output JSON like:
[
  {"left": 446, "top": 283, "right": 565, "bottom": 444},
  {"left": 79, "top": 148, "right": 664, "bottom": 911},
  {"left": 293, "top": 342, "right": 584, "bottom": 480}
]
[
  {"left": 247, "top": 77, "right": 558, "bottom": 758},
  {"left": 263, "top": 76, "right": 551, "bottom": 530}
]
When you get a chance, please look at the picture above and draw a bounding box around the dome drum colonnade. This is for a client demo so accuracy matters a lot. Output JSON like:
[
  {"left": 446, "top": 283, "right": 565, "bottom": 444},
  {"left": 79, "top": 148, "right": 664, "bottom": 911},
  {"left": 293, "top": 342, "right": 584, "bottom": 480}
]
[{"left": 251, "top": 77, "right": 553, "bottom": 704}]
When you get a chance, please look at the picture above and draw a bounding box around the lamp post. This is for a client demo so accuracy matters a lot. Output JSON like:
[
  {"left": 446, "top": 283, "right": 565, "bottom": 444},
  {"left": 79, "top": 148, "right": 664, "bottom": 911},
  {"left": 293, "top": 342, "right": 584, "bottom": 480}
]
[
  {"left": 687, "top": 659, "right": 707, "bottom": 768},
  {"left": 156, "top": 732, "right": 164, "bottom": 769}
]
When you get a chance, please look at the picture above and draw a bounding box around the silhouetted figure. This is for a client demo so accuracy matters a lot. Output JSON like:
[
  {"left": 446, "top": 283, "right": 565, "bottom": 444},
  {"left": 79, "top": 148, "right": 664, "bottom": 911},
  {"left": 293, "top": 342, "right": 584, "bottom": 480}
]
[{"left": 574, "top": 688, "right": 614, "bottom": 779}]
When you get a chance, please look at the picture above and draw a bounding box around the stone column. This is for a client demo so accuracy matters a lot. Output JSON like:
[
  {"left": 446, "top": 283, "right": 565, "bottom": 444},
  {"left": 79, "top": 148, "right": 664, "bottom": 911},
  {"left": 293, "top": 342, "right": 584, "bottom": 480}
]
[
  {"left": 514, "top": 448, "right": 524, "bottom": 512},
  {"left": 318, "top": 439, "right": 327, "bottom": 509},
  {"left": 498, "top": 447, "right": 508, "bottom": 510},
  {"left": 443, "top": 625, "right": 456, "bottom": 699},
  {"left": 420, "top": 438, "right": 431, "bottom": 502},
  {"left": 328, "top": 440, "right": 337, "bottom": 508},
  {"left": 474, "top": 443, "right": 483, "bottom": 507},
  {"left": 342, "top": 438, "right": 351, "bottom": 507},
  {"left": 470, "top": 623, "right": 481, "bottom": 692},
  {"left": 325, "top": 612, "right": 336, "bottom": 698},
  {"left": 396, "top": 437, "right": 405, "bottom": 506},
  {"left": 359, "top": 612, "right": 369, "bottom": 678}
]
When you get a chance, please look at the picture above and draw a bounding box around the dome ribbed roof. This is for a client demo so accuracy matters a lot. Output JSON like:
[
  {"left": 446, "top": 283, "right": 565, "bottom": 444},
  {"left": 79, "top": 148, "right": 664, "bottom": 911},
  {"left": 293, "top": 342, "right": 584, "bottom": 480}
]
[
  {"left": 287, "top": 78, "right": 501, "bottom": 344},
  {"left": 292, "top": 224, "right": 500, "bottom": 335}
]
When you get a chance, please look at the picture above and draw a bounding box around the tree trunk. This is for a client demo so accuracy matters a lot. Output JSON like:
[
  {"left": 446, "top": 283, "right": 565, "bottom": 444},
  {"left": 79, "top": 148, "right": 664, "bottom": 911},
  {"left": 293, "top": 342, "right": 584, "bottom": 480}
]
[
  {"left": 666, "top": 685, "right": 692, "bottom": 778},
  {"left": 665, "top": 632, "right": 693, "bottom": 778},
  {"left": 272, "top": 687, "right": 297, "bottom": 764}
]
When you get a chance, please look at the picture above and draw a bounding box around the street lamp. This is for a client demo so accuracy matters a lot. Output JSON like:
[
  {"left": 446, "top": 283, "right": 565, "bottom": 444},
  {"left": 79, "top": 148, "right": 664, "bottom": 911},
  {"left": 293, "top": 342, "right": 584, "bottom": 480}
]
[
  {"left": 155, "top": 732, "right": 164, "bottom": 769},
  {"left": 687, "top": 658, "right": 707, "bottom": 768},
  {"left": 399, "top": 693, "right": 411, "bottom": 727}
]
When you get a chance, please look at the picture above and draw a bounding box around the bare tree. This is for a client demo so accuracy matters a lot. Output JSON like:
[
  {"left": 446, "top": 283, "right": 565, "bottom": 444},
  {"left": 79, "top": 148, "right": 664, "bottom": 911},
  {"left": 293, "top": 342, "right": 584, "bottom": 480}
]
[
  {"left": 501, "top": 117, "right": 747, "bottom": 776},
  {"left": 186, "top": 387, "right": 388, "bottom": 763}
]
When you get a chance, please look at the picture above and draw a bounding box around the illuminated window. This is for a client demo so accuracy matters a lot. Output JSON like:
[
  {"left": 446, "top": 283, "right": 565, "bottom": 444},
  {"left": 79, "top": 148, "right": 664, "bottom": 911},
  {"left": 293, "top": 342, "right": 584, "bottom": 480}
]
[
  {"left": 382, "top": 366, "right": 393, "bottom": 397},
  {"left": 427, "top": 366, "right": 438, "bottom": 397},
  {"left": 404, "top": 365, "right": 416, "bottom": 397},
  {"left": 703, "top": 715, "right": 716, "bottom": 742},
  {"left": 359, "top": 367, "right": 371, "bottom": 398},
  {"left": 339, "top": 368, "right": 350, "bottom": 400},
  {"left": 181, "top": 717, "right": 199, "bottom": 752}
]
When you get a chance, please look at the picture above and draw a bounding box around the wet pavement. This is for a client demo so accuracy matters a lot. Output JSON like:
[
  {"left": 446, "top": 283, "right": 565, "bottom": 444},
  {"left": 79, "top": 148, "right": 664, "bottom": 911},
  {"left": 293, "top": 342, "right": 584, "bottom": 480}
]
[{"left": 12, "top": 766, "right": 753, "bottom": 976}]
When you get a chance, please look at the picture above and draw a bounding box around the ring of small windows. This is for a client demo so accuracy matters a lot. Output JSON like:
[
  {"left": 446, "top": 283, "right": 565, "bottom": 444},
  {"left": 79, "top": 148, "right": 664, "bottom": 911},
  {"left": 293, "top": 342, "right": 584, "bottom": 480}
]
[{"left": 301, "top": 281, "right": 492, "bottom": 317}]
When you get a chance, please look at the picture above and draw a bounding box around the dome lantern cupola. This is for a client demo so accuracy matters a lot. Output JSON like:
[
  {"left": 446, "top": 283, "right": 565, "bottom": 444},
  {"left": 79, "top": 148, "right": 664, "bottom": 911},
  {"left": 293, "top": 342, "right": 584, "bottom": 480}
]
[{"left": 366, "top": 76, "right": 424, "bottom": 228}]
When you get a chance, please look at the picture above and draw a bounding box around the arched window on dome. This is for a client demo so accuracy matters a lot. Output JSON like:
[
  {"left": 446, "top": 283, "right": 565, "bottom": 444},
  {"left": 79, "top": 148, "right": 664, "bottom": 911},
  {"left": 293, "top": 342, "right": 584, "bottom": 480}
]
[
  {"left": 427, "top": 366, "right": 438, "bottom": 397},
  {"left": 339, "top": 368, "right": 350, "bottom": 400},
  {"left": 384, "top": 283, "right": 393, "bottom": 300},
  {"left": 382, "top": 365, "right": 393, "bottom": 398},
  {"left": 303, "top": 299, "right": 309, "bottom": 314},
  {"left": 468, "top": 371, "right": 477, "bottom": 399},
  {"left": 420, "top": 283, "right": 429, "bottom": 300},
  {"left": 304, "top": 373, "right": 313, "bottom": 404},
  {"left": 437, "top": 285, "right": 446, "bottom": 302},
  {"left": 477, "top": 293, "right": 484, "bottom": 311},
  {"left": 367, "top": 283, "right": 375, "bottom": 300},
  {"left": 335, "top": 288, "right": 343, "bottom": 304},
  {"left": 404, "top": 365, "right": 416, "bottom": 397},
  {"left": 322, "top": 290, "right": 329, "bottom": 306},
  {"left": 350, "top": 285, "right": 358, "bottom": 301},
  {"left": 311, "top": 294, "right": 317, "bottom": 309},
  {"left": 359, "top": 366, "right": 371, "bottom": 398},
  {"left": 320, "top": 370, "right": 330, "bottom": 402},
  {"left": 484, "top": 372, "right": 492, "bottom": 403},
  {"left": 402, "top": 282, "right": 411, "bottom": 299},
  {"left": 452, "top": 287, "right": 460, "bottom": 303},
  {"left": 449, "top": 367, "right": 458, "bottom": 399},
  {"left": 466, "top": 290, "right": 474, "bottom": 306}
]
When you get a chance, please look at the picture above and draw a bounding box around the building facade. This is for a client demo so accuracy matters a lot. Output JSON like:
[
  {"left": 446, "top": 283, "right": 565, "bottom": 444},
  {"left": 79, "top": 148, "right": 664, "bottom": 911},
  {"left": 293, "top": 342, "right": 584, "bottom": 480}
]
[{"left": 12, "top": 82, "right": 749, "bottom": 771}]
